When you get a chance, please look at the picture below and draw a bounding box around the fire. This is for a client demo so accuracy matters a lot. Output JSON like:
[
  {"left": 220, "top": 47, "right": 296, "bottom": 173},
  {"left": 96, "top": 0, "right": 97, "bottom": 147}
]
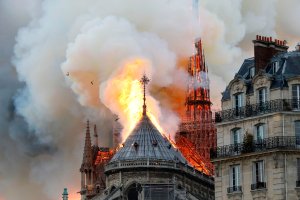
[{"left": 102, "top": 58, "right": 167, "bottom": 142}]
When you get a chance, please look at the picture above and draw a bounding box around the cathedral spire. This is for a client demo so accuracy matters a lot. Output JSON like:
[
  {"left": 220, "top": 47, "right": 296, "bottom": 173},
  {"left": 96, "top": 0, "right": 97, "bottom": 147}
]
[
  {"left": 140, "top": 74, "right": 150, "bottom": 116},
  {"left": 81, "top": 120, "right": 93, "bottom": 167}
]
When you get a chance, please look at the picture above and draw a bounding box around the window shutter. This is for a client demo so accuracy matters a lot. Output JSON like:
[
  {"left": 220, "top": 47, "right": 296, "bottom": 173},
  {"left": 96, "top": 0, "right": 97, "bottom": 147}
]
[
  {"left": 252, "top": 163, "right": 255, "bottom": 184},
  {"left": 259, "top": 161, "right": 264, "bottom": 182},
  {"left": 297, "top": 159, "right": 300, "bottom": 181},
  {"left": 236, "top": 165, "right": 240, "bottom": 186},
  {"left": 229, "top": 167, "right": 233, "bottom": 187}
]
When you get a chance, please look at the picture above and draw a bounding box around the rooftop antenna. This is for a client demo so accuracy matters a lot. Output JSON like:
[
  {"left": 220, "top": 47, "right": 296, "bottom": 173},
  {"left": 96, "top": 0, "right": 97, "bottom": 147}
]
[{"left": 140, "top": 74, "right": 150, "bottom": 116}]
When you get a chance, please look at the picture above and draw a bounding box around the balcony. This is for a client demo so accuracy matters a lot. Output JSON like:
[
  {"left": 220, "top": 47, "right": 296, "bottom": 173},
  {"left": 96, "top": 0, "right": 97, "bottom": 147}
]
[
  {"left": 210, "top": 136, "right": 300, "bottom": 159},
  {"left": 215, "top": 99, "right": 300, "bottom": 123},
  {"left": 227, "top": 186, "right": 242, "bottom": 193},
  {"left": 251, "top": 182, "right": 266, "bottom": 190}
]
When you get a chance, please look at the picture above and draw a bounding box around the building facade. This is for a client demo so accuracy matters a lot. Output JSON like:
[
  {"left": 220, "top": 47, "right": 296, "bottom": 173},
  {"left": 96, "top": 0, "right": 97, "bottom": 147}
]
[{"left": 212, "top": 35, "right": 300, "bottom": 200}]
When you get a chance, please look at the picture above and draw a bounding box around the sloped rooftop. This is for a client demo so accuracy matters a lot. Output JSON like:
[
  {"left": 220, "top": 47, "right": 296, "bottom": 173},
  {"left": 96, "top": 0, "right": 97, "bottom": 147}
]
[{"left": 109, "top": 114, "right": 186, "bottom": 163}]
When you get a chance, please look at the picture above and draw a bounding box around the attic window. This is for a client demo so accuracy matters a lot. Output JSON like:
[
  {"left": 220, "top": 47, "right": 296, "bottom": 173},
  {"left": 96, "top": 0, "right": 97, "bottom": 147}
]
[
  {"left": 152, "top": 140, "right": 158, "bottom": 147},
  {"left": 272, "top": 62, "right": 279, "bottom": 74},
  {"left": 133, "top": 142, "right": 139, "bottom": 150},
  {"left": 249, "top": 67, "right": 255, "bottom": 78}
]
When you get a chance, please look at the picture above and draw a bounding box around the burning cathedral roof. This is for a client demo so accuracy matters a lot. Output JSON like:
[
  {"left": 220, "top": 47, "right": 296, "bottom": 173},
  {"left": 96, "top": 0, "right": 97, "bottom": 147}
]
[
  {"left": 109, "top": 113, "right": 187, "bottom": 163},
  {"left": 105, "top": 74, "right": 190, "bottom": 172}
]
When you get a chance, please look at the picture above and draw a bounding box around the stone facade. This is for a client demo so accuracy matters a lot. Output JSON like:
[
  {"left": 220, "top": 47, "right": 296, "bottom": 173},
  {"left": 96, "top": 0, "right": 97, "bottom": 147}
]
[{"left": 212, "top": 36, "right": 300, "bottom": 200}]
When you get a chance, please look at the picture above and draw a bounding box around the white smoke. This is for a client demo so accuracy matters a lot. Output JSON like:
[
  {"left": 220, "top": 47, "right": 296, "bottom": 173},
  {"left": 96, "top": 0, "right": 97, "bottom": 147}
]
[
  {"left": 198, "top": 0, "right": 300, "bottom": 110},
  {"left": 0, "top": 0, "right": 300, "bottom": 200}
]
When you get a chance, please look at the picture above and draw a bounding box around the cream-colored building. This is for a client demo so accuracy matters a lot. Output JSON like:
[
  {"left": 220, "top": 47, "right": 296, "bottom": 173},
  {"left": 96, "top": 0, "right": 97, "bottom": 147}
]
[{"left": 211, "top": 36, "right": 300, "bottom": 200}]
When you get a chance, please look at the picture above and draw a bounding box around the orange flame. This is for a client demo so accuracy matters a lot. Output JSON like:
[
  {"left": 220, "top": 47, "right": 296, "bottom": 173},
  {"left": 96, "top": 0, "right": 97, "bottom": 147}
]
[{"left": 102, "top": 58, "right": 166, "bottom": 142}]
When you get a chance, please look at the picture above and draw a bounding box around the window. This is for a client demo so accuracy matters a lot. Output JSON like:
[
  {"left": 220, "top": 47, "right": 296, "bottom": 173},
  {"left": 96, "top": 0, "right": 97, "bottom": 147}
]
[
  {"left": 252, "top": 160, "right": 266, "bottom": 190},
  {"left": 229, "top": 165, "right": 241, "bottom": 192},
  {"left": 292, "top": 85, "right": 300, "bottom": 109},
  {"left": 255, "top": 124, "right": 265, "bottom": 141},
  {"left": 272, "top": 62, "right": 279, "bottom": 74},
  {"left": 295, "top": 121, "right": 300, "bottom": 145},
  {"left": 234, "top": 93, "right": 243, "bottom": 116},
  {"left": 257, "top": 88, "right": 268, "bottom": 111},
  {"left": 250, "top": 67, "right": 255, "bottom": 78},
  {"left": 297, "top": 159, "right": 300, "bottom": 187},
  {"left": 231, "top": 128, "right": 242, "bottom": 145}
]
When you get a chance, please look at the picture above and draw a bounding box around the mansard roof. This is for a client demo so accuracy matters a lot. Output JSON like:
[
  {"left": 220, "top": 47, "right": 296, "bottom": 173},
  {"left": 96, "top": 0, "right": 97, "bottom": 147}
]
[
  {"left": 109, "top": 114, "right": 186, "bottom": 164},
  {"left": 222, "top": 51, "right": 300, "bottom": 101}
]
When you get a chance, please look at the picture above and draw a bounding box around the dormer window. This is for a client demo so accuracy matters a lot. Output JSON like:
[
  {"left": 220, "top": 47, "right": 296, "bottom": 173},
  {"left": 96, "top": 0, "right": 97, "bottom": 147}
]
[
  {"left": 272, "top": 62, "right": 279, "bottom": 74},
  {"left": 249, "top": 67, "right": 255, "bottom": 78}
]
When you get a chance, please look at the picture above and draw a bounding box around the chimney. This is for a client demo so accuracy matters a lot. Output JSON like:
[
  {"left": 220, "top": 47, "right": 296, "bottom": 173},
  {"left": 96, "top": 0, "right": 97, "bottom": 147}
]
[
  {"left": 253, "top": 35, "right": 289, "bottom": 74},
  {"left": 296, "top": 42, "right": 300, "bottom": 52}
]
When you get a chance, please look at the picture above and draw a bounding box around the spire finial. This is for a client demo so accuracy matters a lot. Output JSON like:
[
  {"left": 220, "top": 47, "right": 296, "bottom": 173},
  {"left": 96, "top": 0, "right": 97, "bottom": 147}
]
[{"left": 140, "top": 74, "right": 150, "bottom": 115}]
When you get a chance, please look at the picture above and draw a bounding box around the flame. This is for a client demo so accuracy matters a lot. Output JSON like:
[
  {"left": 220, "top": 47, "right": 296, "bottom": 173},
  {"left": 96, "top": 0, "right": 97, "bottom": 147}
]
[{"left": 102, "top": 58, "right": 167, "bottom": 142}]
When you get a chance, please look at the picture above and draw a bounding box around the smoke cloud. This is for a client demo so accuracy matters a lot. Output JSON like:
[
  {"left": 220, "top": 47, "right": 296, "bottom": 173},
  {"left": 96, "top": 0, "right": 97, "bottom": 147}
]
[{"left": 0, "top": 0, "right": 299, "bottom": 200}]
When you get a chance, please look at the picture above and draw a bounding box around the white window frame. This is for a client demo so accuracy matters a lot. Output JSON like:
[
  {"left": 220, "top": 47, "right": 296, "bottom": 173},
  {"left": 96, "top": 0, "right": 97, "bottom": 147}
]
[
  {"left": 252, "top": 160, "right": 265, "bottom": 184},
  {"left": 272, "top": 62, "right": 279, "bottom": 74},
  {"left": 230, "top": 165, "right": 241, "bottom": 188},
  {"left": 234, "top": 93, "right": 243, "bottom": 109},
  {"left": 292, "top": 84, "right": 300, "bottom": 109},
  {"left": 231, "top": 128, "right": 242, "bottom": 145},
  {"left": 255, "top": 123, "right": 265, "bottom": 141},
  {"left": 257, "top": 87, "right": 267, "bottom": 105}
]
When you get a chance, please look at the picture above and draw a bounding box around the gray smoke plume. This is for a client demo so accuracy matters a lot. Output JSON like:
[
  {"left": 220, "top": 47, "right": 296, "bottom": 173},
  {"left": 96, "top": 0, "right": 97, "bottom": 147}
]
[{"left": 0, "top": 0, "right": 300, "bottom": 200}]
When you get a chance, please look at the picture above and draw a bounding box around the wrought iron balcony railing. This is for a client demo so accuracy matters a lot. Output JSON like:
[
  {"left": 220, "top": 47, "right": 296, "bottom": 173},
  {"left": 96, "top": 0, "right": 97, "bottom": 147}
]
[
  {"left": 251, "top": 182, "right": 266, "bottom": 190},
  {"left": 215, "top": 99, "right": 300, "bottom": 123},
  {"left": 227, "top": 186, "right": 242, "bottom": 193},
  {"left": 210, "top": 136, "right": 300, "bottom": 159}
]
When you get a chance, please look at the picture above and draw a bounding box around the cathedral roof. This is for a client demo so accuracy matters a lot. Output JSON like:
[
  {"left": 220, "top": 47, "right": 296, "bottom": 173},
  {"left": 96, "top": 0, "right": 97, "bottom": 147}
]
[{"left": 109, "top": 114, "right": 187, "bottom": 163}]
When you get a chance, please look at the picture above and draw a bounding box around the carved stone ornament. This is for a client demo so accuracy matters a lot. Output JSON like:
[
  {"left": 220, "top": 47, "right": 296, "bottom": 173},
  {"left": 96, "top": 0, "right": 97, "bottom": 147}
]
[
  {"left": 233, "top": 82, "right": 244, "bottom": 93},
  {"left": 255, "top": 78, "right": 267, "bottom": 88}
]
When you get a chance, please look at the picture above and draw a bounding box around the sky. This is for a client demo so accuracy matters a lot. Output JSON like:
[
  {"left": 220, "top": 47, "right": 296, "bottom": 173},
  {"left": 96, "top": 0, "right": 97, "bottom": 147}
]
[{"left": 0, "top": 0, "right": 300, "bottom": 199}]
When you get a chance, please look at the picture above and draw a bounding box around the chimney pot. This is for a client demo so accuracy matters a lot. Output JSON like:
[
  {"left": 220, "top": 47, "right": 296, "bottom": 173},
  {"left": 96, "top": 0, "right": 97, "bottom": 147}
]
[
  {"left": 256, "top": 35, "right": 259, "bottom": 40},
  {"left": 270, "top": 37, "right": 272, "bottom": 42}
]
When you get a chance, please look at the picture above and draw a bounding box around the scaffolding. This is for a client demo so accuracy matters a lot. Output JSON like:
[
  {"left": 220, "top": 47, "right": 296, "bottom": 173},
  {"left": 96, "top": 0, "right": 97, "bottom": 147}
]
[{"left": 176, "top": 39, "right": 216, "bottom": 175}]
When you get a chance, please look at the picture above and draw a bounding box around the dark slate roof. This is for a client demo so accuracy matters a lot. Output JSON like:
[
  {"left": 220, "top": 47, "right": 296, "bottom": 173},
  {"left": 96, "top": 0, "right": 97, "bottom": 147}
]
[
  {"left": 222, "top": 51, "right": 300, "bottom": 100},
  {"left": 109, "top": 114, "right": 187, "bottom": 163},
  {"left": 283, "top": 52, "right": 300, "bottom": 77},
  {"left": 221, "top": 87, "right": 230, "bottom": 101},
  {"left": 236, "top": 57, "right": 255, "bottom": 78}
]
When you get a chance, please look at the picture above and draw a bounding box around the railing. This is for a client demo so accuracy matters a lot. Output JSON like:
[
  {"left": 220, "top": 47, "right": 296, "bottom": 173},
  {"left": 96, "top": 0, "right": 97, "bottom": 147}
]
[
  {"left": 215, "top": 99, "right": 300, "bottom": 123},
  {"left": 105, "top": 159, "right": 214, "bottom": 185},
  {"left": 296, "top": 180, "right": 300, "bottom": 187},
  {"left": 251, "top": 182, "right": 266, "bottom": 190},
  {"left": 227, "top": 186, "right": 242, "bottom": 193},
  {"left": 210, "top": 136, "right": 300, "bottom": 159}
]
